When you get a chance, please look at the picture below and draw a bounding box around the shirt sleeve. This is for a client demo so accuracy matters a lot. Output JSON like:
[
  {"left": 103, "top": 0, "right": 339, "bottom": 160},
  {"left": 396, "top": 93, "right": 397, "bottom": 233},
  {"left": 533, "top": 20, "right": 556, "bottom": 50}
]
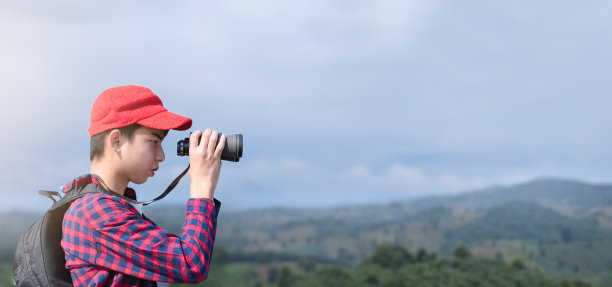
[{"left": 84, "top": 194, "right": 221, "bottom": 283}]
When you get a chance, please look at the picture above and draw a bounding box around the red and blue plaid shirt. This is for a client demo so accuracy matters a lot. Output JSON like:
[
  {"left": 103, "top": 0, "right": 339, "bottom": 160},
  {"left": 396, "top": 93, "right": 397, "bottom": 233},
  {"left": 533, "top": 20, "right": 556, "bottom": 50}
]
[{"left": 61, "top": 174, "right": 220, "bottom": 286}]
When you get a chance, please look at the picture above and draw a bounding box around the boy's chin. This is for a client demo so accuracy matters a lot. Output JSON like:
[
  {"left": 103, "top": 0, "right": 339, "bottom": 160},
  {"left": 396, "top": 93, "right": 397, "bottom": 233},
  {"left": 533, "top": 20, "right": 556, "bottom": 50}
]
[{"left": 131, "top": 177, "right": 149, "bottom": 185}]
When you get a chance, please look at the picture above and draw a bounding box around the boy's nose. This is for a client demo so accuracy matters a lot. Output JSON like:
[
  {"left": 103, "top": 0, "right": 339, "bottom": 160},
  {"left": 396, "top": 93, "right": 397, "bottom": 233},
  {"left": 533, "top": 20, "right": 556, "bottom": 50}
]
[{"left": 158, "top": 147, "right": 165, "bottom": 162}]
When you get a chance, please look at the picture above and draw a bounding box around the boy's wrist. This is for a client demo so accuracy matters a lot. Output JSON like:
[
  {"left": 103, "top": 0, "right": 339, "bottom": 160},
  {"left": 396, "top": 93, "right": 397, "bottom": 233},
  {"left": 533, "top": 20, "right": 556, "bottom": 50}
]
[
  {"left": 190, "top": 194, "right": 214, "bottom": 200},
  {"left": 190, "top": 183, "right": 215, "bottom": 200}
]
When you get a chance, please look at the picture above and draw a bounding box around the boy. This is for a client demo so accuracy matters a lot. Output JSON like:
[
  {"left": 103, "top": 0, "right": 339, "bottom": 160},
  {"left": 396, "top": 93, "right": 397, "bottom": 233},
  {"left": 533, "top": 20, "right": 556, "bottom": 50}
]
[{"left": 61, "top": 85, "right": 225, "bottom": 286}]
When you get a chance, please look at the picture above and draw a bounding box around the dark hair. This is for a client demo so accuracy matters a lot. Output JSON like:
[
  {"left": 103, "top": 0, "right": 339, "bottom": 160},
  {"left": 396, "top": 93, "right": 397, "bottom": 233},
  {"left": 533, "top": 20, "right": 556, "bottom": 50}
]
[{"left": 89, "top": 123, "right": 143, "bottom": 161}]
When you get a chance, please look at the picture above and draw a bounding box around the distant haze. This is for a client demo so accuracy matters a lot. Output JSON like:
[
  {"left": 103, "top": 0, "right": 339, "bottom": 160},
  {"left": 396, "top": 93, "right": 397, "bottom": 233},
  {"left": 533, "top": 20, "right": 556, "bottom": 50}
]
[{"left": 1, "top": 1, "right": 611, "bottom": 211}]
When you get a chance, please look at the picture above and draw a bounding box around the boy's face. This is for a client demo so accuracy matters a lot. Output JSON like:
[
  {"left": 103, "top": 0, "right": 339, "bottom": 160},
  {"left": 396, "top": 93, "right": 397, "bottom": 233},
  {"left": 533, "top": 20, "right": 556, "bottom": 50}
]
[{"left": 118, "top": 126, "right": 167, "bottom": 185}]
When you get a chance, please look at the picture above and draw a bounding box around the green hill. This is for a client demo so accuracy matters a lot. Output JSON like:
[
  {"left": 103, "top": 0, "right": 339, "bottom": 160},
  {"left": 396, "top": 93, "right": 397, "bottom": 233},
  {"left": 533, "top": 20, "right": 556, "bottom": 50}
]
[
  {"left": 444, "top": 201, "right": 601, "bottom": 246},
  {"left": 410, "top": 178, "right": 612, "bottom": 215},
  {"left": 1, "top": 177, "right": 612, "bottom": 285}
]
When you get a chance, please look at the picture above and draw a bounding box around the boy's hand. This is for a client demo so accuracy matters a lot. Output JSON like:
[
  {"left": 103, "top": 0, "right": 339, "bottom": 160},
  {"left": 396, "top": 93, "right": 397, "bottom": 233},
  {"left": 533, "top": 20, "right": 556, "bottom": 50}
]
[{"left": 188, "top": 129, "right": 226, "bottom": 200}]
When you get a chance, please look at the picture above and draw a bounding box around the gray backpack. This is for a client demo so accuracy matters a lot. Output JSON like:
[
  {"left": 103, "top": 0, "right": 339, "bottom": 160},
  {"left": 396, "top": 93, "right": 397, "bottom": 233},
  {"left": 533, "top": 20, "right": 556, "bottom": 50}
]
[
  {"left": 13, "top": 168, "right": 188, "bottom": 286},
  {"left": 13, "top": 183, "right": 104, "bottom": 286}
]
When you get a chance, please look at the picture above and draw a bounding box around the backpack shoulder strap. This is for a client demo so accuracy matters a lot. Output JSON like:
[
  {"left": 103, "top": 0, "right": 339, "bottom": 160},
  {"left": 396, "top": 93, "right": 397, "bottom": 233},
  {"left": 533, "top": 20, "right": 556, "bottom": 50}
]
[
  {"left": 48, "top": 181, "right": 106, "bottom": 212},
  {"left": 38, "top": 190, "right": 61, "bottom": 203}
]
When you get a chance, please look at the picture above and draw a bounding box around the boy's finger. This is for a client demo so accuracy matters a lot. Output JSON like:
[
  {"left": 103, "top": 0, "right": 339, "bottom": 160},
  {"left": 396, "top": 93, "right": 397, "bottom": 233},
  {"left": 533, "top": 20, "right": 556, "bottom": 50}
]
[
  {"left": 208, "top": 130, "right": 219, "bottom": 155},
  {"left": 189, "top": 130, "right": 203, "bottom": 154},
  {"left": 200, "top": 129, "right": 213, "bottom": 150},
  {"left": 214, "top": 135, "right": 226, "bottom": 158}
]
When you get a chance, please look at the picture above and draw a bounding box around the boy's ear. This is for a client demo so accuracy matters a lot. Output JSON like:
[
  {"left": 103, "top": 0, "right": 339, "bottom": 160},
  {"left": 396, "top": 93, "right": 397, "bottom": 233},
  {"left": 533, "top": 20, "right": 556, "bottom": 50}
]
[{"left": 108, "top": 129, "right": 123, "bottom": 152}]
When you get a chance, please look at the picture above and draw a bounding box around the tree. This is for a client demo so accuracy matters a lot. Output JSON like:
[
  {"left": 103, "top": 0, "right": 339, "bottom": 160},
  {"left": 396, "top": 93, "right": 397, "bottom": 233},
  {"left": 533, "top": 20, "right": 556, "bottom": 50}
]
[
  {"left": 311, "top": 266, "right": 354, "bottom": 287},
  {"left": 364, "top": 243, "right": 414, "bottom": 269},
  {"left": 511, "top": 258, "right": 526, "bottom": 270},
  {"left": 277, "top": 266, "right": 296, "bottom": 287},
  {"left": 453, "top": 244, "right": 471, "bottom": 260}
]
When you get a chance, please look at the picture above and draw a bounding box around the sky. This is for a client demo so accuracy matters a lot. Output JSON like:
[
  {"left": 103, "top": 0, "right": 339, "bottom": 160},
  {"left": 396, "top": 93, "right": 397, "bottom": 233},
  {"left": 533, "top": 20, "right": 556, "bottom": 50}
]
[{"left": 1, "top": 0, "right": 611, "bottom": 212}]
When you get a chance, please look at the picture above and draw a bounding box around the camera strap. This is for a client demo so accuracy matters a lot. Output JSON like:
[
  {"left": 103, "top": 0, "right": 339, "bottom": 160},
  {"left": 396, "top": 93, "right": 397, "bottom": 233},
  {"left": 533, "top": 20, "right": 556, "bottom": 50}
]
[
  {"left": 92, "top": 165, "right": 191, "bottom": 206},
  {"left": 141, "top": 164, "right": 190, "bottom": 205}
]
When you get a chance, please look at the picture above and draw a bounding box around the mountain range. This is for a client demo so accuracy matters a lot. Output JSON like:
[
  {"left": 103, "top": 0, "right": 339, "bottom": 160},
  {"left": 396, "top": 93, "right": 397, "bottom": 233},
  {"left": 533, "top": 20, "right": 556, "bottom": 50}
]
[{"left": 1, "top": 177, "right": 611, "bottom": 280}]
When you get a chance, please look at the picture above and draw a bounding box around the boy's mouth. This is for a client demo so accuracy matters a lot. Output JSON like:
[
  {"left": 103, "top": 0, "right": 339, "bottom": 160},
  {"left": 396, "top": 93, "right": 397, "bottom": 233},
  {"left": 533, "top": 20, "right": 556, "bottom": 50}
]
[{"left": 151, "top": 167, "right": 159, "bottom": 176}]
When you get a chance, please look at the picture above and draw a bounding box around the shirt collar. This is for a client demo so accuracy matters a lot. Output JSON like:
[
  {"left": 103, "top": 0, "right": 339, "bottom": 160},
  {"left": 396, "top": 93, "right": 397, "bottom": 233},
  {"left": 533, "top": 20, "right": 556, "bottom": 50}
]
[{"left": 62, "top": 174, "right": 137, "bottom": 200}]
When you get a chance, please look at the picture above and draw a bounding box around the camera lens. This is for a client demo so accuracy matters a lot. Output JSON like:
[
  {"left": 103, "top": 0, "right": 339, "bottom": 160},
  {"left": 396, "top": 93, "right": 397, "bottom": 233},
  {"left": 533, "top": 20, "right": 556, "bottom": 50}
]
[{"left": 177, "top": 133, "right": 243, "bottom": 162}]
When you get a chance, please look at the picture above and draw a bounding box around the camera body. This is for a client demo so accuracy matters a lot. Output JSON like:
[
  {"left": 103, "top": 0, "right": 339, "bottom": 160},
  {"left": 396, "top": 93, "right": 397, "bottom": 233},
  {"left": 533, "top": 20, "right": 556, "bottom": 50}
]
[{"left": 177, "top": 133, "right": 243, "bottom": 162}]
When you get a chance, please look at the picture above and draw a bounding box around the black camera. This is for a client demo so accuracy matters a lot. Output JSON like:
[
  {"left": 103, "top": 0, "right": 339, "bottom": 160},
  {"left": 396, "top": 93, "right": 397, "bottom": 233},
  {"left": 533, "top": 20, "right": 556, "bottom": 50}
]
[{"left": 177, "top": 133, "right": 243, "bottom": 162}]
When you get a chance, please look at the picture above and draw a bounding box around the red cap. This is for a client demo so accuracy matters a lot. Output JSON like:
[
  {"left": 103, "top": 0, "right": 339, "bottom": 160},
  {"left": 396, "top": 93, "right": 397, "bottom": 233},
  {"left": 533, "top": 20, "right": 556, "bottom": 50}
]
[{"left": 88, "top": 85, "right": 192, "bottom": 136}]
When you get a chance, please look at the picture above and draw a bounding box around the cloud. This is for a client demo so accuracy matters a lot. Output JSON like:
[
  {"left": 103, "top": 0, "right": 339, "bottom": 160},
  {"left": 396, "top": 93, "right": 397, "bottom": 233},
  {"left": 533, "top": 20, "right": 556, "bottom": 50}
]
[
  {"left": 216, "top": 158, "right": 504, "bottom": 208},
  {"left": 1, "top": 0, "right": 611, "bottom": 211}
]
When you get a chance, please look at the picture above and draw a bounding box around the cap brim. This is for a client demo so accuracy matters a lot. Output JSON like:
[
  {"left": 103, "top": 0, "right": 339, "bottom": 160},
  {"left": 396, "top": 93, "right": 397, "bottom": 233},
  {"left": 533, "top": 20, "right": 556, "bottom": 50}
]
[{"left": 137, "top": 110, "right": 192, "bottom": 131}]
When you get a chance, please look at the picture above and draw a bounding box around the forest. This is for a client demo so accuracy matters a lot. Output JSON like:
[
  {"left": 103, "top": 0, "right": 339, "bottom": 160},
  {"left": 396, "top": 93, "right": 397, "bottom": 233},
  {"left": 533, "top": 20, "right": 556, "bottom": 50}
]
[{"left": 175, "top": 243, "right": 599, "bottom": 287}]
